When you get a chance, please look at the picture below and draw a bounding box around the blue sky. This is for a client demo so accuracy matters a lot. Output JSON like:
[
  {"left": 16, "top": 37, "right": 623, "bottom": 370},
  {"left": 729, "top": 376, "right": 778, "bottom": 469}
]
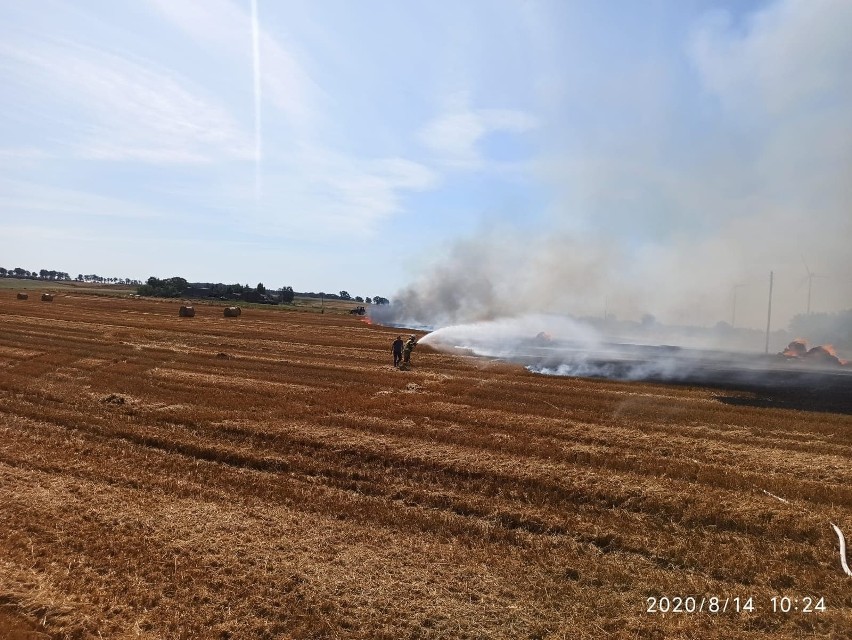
[{"left": 1, "top": 0, "right": 849, "bottom": 328}]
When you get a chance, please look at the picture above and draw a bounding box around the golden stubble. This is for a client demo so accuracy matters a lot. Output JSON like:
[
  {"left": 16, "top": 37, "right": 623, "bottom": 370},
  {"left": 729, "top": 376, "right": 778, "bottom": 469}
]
[{"left": 0, "top": 292, "right": 850, "bottom": 639}]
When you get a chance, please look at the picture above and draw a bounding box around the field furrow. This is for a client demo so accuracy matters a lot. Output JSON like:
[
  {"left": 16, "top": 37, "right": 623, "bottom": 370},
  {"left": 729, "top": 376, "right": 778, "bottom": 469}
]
[{"left": 1, "top": 293, "right": 850, "bottom": 639}]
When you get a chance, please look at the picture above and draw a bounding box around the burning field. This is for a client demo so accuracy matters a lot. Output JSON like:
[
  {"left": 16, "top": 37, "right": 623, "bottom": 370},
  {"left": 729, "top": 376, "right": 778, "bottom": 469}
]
[
  {"left": 1, "top": 293, "right": 851, "bottom": 639},
  {"left": 419, "top": 315, "right": 852, "bottom": 414}
]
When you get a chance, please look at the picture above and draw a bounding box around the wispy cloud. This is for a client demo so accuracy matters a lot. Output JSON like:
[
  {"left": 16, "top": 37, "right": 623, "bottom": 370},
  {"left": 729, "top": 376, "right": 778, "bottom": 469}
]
[
  {"left": 195, "top": 150, "right": 439, "bottom": 237},
  {"left": 0, "top": 38, "right": 251, "bottom": 164},
  {"left": 145, "top": 0, "right": 322, "bottom": 133},
  {"left": 0, "top": 148, "right": 55, "bottom": 171},
  {"left": 143, "top": 0, "right": 444, "bottom": 236},
  {"left": 420, "top": 105, "right": 537, "bottom": 170},
  {"left": 0, "top": 178, "right": 164, "bottom": 219}
]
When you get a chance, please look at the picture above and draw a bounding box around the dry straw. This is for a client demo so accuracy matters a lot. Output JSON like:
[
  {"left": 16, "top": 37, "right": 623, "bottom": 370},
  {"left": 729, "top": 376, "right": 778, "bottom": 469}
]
[{"left": 1, "top": 294, "right": 850, "bottom": 639}]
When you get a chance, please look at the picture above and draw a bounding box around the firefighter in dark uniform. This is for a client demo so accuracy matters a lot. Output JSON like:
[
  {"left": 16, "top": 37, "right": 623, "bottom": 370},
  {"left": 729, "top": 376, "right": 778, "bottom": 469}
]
[{"left": 392, "top": 336, "right": 404, "bottom": 367}]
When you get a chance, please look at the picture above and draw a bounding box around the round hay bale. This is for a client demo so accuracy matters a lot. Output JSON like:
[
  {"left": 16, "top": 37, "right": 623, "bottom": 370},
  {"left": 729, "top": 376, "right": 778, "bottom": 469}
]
[
  {"left": 179, "top": 305, "right": 195, "bottom": 317},
  {"left": 223, "top": 306, "right": 241, "bottom": 317},
  {"left": 41, "top": 293, "right": 54, "bottom": 302},
  {"left": 17, "top": 292, "right": 28, "bottom": 300}
]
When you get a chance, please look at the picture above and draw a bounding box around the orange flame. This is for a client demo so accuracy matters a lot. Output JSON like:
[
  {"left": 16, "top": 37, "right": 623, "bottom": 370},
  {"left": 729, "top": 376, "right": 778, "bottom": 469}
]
[
  {"left": 782, "top": 339, "right": 848, "bottom": 366},
  {"left": 360, "top": 316, "right": 373, "bottom": 325},
  {"left": 820, "top": 344, "right": 838, "bottom": 357},
  {"left": 781, "top": 338, "right": 808, "bottom": 358}
]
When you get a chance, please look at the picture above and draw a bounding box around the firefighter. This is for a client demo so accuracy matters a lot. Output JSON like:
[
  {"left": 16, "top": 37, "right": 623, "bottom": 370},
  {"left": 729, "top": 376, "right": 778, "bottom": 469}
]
[
  {"left": 392, "top": 336, "right": 404, "bottom": 367},
  {"left": 401, "top": 335, "right": 417, "bottom": 369}
]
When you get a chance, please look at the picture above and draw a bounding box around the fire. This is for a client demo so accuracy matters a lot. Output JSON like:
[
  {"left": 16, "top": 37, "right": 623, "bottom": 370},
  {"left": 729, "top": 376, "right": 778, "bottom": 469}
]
[
  {"left": 535, "top": 331, "right": 553, "bottom": 344},
  {"left": 806, "top": 345, "right": 848, "bottom": 365},
  {"left": 781, "top": 338, "right": 808, "bottom": 358},
  {"left": 819, "top": 344, "right": 839, "bottom": 357},
  {"left": 780, "top": 339, "right": 848, "bottom": 366},
  {"left": 360, "top": 316, "right": 373, "bottom": 325}
]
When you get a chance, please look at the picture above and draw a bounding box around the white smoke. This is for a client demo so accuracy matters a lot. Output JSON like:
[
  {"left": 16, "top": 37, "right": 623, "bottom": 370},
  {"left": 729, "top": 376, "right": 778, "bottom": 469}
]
[
  {"left": 417, "top": 312, "right": 850, "bottom": 385},
  {"left": 385, "top": 0, "right": 852, "bottom": 334}
]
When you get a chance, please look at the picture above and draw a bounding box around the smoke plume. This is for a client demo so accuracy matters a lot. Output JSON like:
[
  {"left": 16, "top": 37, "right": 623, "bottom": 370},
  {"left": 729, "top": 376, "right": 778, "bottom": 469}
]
[{"left": 383, "top": 0, "right": 852, "bottom": 335}]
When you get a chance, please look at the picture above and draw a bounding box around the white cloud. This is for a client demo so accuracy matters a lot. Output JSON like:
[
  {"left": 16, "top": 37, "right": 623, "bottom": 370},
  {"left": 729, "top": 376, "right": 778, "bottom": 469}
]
[
  {"left": 0, "top": 39, "right": 252, "bottom": 164},
  {"left": 144, "top": 0, "right": 439, "bottom": 236},
  {"left": 0, "top": 148, "right": 54, "bottom": 170},
  {"left": 146, "top": 0, "right": 322, "bottom": 131},
  {"left": 419, "top": 106, "right": 537, "bottom": 169},
  {"left": 0, "top": 178, "right": 164, "bottom": 219},
  {"left": 232, "top": 150, "right": 439, "bottom": 236}
]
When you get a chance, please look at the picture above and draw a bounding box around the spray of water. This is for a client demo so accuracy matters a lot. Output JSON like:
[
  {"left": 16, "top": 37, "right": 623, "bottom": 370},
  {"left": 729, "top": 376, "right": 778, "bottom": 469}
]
[
  {"left": 419, "top": 314, "right": 601, "bottom": 358},
  {"left": 250, "top": 0, "right": 262, "bottom": 200},
  {"left": 415, "top": 313, "right": 852, "bottom": 392}
]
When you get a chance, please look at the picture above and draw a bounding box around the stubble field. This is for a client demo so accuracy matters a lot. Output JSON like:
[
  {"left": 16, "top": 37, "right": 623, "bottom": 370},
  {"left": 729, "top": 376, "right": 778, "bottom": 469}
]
[{"left": 0, "top": 292, "right": 850, "bottom": 639}]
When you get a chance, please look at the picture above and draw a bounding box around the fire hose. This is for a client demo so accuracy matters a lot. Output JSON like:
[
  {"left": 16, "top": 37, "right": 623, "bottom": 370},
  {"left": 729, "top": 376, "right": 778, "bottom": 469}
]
[
  {"left": 761, "top": 489, "right": 851, "bottom": 578},
  {"left": 830, "top": 523, "right": 852, "bottom": 577}
]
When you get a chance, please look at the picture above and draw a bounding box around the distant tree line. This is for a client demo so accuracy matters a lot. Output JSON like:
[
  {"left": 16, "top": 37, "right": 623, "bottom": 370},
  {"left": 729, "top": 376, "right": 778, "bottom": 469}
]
[
  {"left": 298, "top": 291, "right": 389, "bottom": 305},
  {"left": 136, "top": 276, "right": 389, "bottom": 306},
  {"left": 137, "top": 277, "right": 190, "bottom": 298},
  {"left": 0, "top": 267, "right": 141, "bottom": 285},
  {"left": 75, "top": 274, "right": 142, "bottom": 285},
  {"left": 0, "top": 267, "right": 70, "bottom": 280},
  {"left": 2, "top": 266, "right": 389, "bottom": 305}
]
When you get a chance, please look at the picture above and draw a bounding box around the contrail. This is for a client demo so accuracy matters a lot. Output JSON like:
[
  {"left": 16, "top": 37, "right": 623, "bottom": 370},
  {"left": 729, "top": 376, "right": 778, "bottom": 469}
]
[{"left": 250, "top": 0, "right": 262, "bottom": 200}]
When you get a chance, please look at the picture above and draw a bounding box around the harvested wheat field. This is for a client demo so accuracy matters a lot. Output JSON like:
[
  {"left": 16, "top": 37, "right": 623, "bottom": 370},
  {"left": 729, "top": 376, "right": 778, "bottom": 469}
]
[{"left": 0, "top": 292, "right": 850, "bottom": 639}]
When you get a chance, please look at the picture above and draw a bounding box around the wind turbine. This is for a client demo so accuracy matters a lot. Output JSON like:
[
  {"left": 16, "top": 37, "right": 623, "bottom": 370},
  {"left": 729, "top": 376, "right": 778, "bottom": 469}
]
[{"left": 800, "top": 256, "right": 828, "bottom": 315}]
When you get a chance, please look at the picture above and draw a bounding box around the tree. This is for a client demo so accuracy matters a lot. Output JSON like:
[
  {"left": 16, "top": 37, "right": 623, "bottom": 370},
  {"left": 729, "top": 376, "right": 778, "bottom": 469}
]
[
  {"left": 365, "top": 297, "right": 372, "bottom": 304},
  {"left": 280, "top": 286, "right": 295, "bottom": 304},
  {"left": 39, "top": 269, "right": 48, "bottom": 279},
  {"left": 339, "top": 290, "right": 351, "bottom": 300},
  {"left": 256, "top": 282, "right": 266, "bottom": 293},
  {"left": 13, "top": 268, "right": 25, "bottom": 277},
  {"left": 373, "top": 296, "right": 389, "bottom": 305},
  {"left": 137, "top": 276, "right": 188, "bottom": 298},
  {"left": 354, "top": 296, "right": 364, "bottom": 303},
  {"left": 0, "top": 267, "right": 7, "bottom": 277}
]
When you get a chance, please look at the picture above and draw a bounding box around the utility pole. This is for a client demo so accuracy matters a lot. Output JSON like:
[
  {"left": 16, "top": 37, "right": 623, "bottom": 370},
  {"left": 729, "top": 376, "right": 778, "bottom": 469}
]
[{"left": 764, "top": 271, "right": 773, "bottom": 354}]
